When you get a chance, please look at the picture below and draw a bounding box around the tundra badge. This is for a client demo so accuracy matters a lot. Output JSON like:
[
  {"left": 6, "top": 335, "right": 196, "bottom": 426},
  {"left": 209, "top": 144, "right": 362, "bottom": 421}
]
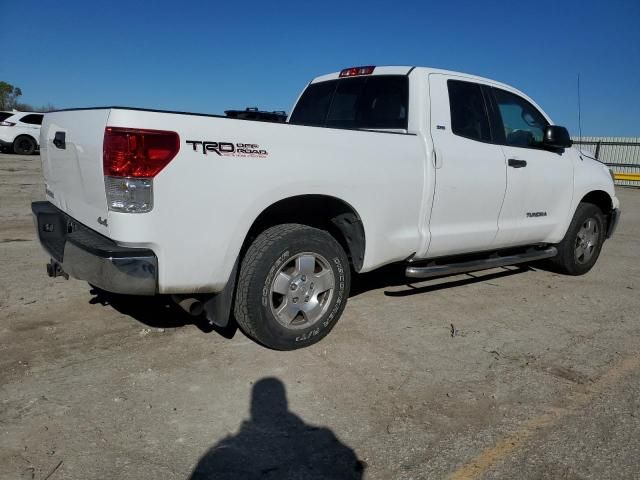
[{"left": 526, "top": 211, "right": 547, "bottom": 218}]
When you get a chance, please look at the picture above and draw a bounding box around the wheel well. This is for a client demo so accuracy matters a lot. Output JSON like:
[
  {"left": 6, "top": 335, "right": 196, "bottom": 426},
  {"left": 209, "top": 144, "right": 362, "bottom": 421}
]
[
  {"left": 243, "top": 195, "right": 366, "bottom": 271},
  {"left": 14, "top": 134, "right": 37, "bottom": 143},
  {"left": 580, "top": 190, "right": 613, "bottom": 214}
]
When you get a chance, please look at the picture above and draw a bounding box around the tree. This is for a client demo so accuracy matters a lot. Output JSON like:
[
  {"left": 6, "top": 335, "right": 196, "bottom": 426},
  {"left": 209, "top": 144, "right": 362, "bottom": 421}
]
[
  {"left": 14, "top": 102, "right": 56, "bottom": 113},
  {"left": 0, "top": 81, "right": 22, "bottom": 110}
]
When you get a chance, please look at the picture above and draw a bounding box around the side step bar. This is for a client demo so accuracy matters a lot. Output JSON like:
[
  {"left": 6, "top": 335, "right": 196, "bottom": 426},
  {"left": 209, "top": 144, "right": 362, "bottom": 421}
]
[{"left": 405, "top": 246, "right": 557, "bottom": 279}]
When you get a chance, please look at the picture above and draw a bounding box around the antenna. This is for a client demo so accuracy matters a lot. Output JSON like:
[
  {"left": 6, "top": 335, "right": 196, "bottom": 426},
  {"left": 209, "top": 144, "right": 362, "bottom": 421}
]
[{"left": 577, "top": 73, "right": 583, "bottom": 146}]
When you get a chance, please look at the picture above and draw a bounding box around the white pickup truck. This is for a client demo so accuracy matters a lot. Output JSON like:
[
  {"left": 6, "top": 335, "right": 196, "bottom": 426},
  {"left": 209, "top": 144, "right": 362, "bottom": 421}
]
[{"left": 33, "top": 65, "right": 620, "bottom": 349}]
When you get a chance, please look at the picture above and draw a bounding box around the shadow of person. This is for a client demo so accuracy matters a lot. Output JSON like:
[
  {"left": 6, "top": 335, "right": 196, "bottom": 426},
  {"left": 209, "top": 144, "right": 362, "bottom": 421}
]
[{"left": 189, "top": 377, "right": 365, "bottom": 480}]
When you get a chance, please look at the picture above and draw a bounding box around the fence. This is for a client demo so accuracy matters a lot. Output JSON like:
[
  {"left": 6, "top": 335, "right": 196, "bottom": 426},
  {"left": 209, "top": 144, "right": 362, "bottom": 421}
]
[{"left": 571, "top": 136, "right": 640, "bottom": 187}]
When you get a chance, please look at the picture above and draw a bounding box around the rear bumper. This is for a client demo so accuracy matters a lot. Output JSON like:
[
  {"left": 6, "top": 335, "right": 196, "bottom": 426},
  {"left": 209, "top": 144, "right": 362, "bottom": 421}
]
[
  {"left": 606, "top": 208, "right": 621, "bottom": 239},
  {"left": 31, "top": 201, "right": 157, "bottom": 295}
]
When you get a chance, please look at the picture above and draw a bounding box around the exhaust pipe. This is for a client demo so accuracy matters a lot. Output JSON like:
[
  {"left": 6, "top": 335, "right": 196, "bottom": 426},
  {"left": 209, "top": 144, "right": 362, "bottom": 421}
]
[{"left": 172, "top": 295, "right": 204, "bottom": 316}]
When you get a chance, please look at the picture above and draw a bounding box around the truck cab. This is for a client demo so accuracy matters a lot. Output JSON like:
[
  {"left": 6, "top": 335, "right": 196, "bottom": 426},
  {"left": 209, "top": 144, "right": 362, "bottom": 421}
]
[{"left": 289, "top": 66, "right": 618, "bottom": 260}]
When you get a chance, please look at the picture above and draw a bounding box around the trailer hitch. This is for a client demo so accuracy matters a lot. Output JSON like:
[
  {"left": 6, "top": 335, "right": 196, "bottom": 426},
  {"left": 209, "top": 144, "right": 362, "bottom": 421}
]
[{"left": 46, "top": 259, "right": 69, "bottom": 280}]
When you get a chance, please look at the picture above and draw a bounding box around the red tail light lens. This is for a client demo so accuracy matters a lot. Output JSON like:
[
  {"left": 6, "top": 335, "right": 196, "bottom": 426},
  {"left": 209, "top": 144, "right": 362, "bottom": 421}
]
[
  {"left": 103, "top": 127, "right": 180, "bottom": 177},
  {"left": 339, "top": 66, "right": 375, "bottom": 77}
]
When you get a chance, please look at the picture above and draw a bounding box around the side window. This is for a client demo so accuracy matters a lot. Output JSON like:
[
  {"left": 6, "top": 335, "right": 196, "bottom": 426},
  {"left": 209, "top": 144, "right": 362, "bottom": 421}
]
[
  {"left": 448, "top": 80, "right": 491, "bottom": 142},
  {"left": 19, "top": 114, "right": 44, "bottom": 125},
  {"left": 492, "top": 88, "right": 548, "bottom": 147}
]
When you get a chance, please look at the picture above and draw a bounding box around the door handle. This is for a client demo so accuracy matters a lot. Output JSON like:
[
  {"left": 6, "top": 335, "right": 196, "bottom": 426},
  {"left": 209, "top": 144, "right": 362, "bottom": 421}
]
[
  {"left": 508, "top": 158, "right": 527, "bottom": 168},
  {"left": 433, "top": 148, "right": 442, "bottom": 169}
]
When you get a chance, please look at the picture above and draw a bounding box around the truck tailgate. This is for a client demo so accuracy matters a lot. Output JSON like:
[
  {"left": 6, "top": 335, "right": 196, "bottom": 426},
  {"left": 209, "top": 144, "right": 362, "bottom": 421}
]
[{"left": 40, "top": 109, "right": 111, "bottom": 233}]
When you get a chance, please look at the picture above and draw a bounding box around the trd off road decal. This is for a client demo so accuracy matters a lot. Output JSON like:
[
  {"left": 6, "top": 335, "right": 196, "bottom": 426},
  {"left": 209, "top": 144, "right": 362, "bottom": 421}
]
[{"left": 185, "top": 140, "right": 268, "bottom": 158}]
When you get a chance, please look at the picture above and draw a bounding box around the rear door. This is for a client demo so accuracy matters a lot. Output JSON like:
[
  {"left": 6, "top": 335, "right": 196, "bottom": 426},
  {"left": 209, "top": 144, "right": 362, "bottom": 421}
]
[
  {"left": 426, "top": 75, "right": 507, "bottom": 257},
  {"left": 40, "top": 109, "right": 111, "bottom": 232},
  {"left": 488, "top": 87, "right": 573, "bottom": 247}
]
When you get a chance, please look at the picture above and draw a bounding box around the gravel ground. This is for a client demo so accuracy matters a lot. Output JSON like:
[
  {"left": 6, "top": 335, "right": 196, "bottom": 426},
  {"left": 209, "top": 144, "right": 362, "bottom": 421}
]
[{"left": 1, "top": 153, "right": 639, "bottom": 480}]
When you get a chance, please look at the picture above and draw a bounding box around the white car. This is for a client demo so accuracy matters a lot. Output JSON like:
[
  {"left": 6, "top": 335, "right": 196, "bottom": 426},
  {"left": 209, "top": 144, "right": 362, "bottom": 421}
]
[
  {"left": 0, "top": 111, "right": 44, "bottom": 154},
  {"left": 0, "top": 111, "right": 15, "bottom": 151},
  {"left": 32, "top": 65, "right": 620, "bottom": 349}
]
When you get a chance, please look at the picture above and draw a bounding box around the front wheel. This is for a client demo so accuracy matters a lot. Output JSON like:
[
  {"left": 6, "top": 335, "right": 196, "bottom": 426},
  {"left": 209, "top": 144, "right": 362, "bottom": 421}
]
[
  {"left": 551, "top": 203, "right": 605, "bottom": 275},
  {"left": 234, "top": 224, "right": 351, "bottom": 350}
]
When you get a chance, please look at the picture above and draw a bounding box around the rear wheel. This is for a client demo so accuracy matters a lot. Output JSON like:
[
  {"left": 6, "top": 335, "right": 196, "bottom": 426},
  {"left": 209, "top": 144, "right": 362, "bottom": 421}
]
[
  {"left": 13, "top": 136, "right": 36, "bottom": 155},
  {"left": 551, "top": 203, "right": 605, "bottom": 275},
  {"left": 234, "top": 224, "right": 350, "bottom": 350}
]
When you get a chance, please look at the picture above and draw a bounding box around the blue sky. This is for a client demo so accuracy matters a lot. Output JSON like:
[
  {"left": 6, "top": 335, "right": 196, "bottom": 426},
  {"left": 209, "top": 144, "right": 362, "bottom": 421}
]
[{"left": 1, "top": 0, "right": 638, "bottom": 136}]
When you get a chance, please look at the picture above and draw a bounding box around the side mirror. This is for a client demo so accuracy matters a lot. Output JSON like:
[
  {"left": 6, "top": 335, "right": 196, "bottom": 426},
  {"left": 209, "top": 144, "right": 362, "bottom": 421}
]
[{"left": 543, "top": 125, "right": 572, "bottom": 149}]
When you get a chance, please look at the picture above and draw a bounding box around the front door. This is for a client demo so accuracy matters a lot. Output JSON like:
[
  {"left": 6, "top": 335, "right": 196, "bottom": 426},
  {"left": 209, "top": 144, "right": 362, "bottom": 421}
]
[{"left": 488, "top": 87, "right": 574, "bottom": 247}]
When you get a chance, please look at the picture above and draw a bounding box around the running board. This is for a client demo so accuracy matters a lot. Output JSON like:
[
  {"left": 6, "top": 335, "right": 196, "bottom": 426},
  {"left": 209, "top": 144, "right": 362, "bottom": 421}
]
[{"left": 405, "top": 246, "right": 557, "bottom": 279}]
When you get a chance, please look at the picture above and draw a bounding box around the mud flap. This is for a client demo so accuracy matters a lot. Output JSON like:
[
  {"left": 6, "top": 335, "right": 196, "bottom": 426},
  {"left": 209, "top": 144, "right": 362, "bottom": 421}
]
[{"left": 203, "top": 258, "right": 239, "bottom": 328}]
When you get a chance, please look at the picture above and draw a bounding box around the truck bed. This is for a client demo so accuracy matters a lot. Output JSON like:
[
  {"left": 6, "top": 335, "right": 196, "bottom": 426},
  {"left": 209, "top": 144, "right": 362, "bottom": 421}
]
[{"left": 40, "top": 107, "right": 426, "bottom": 293}]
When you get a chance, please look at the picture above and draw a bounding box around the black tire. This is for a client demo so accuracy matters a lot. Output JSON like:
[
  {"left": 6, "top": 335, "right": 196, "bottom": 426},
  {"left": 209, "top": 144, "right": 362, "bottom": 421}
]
[
  {"left": 234, "top": 224, "right": 351, "bottom": 350},
  {"left": 13, "top": 136, "right": 36, "bottom": 155},
  {"left": 550, "top": 202, "right": 605, "bottom": 275}
]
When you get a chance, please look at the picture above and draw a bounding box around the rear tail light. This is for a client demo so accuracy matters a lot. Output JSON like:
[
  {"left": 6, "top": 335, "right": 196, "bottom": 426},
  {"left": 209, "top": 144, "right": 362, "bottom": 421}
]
[
  {"left": 103, "top": 127, "right": 179, "bottom": 177},
  {"left": 339, "top": 66, "right": 375, "bottom": 77},
  {"left": 0, "top": 121, "right": 15, "bottom": 126},
  {"left": 103, "top": 127, "right": 179, "bottom": 213}
]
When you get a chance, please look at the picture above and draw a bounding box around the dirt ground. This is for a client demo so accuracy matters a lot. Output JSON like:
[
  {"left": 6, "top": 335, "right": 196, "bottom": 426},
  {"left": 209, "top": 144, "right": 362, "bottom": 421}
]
[{"left": 1, "top": 152, "right": 639, "bottom": 480}]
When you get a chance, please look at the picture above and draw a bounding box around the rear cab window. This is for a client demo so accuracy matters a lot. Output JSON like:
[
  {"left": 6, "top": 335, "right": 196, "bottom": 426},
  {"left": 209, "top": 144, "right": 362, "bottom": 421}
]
[
  {"left": 289, "top": 75, "right": 409, "bottom": 131},
  {"left": 288, "top": 81, "right": 336, "bottom": 127}
]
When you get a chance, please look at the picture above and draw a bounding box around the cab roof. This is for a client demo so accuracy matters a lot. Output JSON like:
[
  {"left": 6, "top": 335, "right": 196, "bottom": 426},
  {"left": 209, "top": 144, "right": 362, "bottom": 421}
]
[
  {"left": 312, "top": 65, "right": 517, "bottom": 91},
  {"left": 309, "top": 65, "right": 550, "bottom": 123}
]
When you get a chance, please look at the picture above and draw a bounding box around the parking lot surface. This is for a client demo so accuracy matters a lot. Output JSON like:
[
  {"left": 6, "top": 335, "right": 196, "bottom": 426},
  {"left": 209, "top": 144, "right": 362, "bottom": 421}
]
[{"left": 1, "top": 153, "right": 639, "bottom": 479}]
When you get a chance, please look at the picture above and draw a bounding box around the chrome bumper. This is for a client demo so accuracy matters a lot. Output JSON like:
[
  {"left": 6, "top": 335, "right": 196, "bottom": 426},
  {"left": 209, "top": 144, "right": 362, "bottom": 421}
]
[{"left": 32, "top": 201, "right": 157, "bottom": 295}]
